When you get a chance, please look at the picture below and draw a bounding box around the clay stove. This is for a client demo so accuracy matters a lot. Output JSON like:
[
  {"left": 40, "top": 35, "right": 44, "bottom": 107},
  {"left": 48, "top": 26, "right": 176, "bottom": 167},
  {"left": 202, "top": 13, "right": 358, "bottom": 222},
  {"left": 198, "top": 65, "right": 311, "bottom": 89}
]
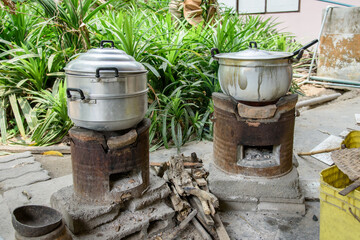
[
  {"left": 69, "top": 119, "right": 150, "bottom": 204},
  {"left": 208, "top": 92, "right": 305, "bottom": 214},
  {"left": 50, "top": 120, "right": 175, "bottom": 239}
]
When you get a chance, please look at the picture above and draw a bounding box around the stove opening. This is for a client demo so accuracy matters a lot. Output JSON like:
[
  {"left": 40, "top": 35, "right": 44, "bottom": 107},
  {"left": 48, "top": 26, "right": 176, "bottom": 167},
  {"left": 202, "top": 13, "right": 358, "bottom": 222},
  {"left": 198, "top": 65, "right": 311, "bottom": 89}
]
[
  {"left": 237, "top": 144, "right": 281, "bottom": 168},
  {"left": 109, "top": 170, "right": 142, "bottom": 192}
]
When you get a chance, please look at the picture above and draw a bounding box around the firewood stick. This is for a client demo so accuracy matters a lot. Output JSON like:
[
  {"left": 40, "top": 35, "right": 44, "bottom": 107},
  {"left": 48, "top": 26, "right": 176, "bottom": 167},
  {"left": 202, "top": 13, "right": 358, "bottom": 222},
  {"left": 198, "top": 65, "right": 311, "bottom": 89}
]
[
  {"left": 184, "top": 187, "right": 219, "bottom": 207},
  {"left": 297, "top": 147, "right": 341, "bottom": 156},
  {"left": 189, "top": 196, "right": 214, "bottom": 226},
  {"left": 168, "top": 209, "right": 198, "bottom": 240},
  {"left": 209, "top": 202, "right": 216, "bottom": 216},
  {"left": 201, "top": 198, "right": 211, "bottom": 215},
  {"left": 150, "top": 161, "right": 203, "bottom": 168},
  {"left": 195, "top": 216, "right": 219, "bottom": 240},
  {"left": 191, "top": 217, "right": 213, "bottom": 240},
  {"left": 213, "top": 214, "right": 231, "bottom": 240}
]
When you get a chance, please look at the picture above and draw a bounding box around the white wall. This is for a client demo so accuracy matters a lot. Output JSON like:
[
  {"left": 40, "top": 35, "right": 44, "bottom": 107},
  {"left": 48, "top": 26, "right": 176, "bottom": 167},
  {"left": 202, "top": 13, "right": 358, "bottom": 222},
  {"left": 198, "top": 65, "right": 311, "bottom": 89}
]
[
  {"left": 219, "top": 0, "right": 359, "bottom": 43},
  {"left": 263, "top": 0, "right": 359, "bottom": 43}
]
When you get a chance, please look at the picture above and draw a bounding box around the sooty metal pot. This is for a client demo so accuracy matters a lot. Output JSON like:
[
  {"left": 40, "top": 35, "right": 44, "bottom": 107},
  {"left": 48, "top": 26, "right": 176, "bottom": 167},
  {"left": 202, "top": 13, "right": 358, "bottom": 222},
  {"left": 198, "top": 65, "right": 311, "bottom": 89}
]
[
  {"left": 64, "top": 40, "right": 148, "bottom": 131},
  {"left": 211, "top": 40, "right": 318, "bottom": 103}
]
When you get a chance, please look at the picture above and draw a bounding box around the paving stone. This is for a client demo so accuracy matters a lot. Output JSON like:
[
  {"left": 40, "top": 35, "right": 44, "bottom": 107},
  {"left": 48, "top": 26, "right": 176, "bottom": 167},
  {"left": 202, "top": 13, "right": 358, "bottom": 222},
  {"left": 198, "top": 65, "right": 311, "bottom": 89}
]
[
  {"left": 51, "top": 186, "right": 122, "bottom": 235},
  {"left": 299, "top": 179, "right": 320, "bottom": 200},
  {"left": 0, "top": 161, "right": 43, "bottom": 182},
  {"left": 257, "top": 202, "right": 306, "bottom": 216},
  {"left": 75, "top": 202, "right": 175, "bottom": 240},
  {"left": 51, "top": 174, "right": 172, "bottom": 235},
  {"left": 3, "top": 174, "right": 72, "bottom": 211},
  {"left": 0, "top": 170, "right": 50, "bottom": 192},
  {"left": 208, "top": 163, "right": 302, "bottom": 200},
  {"left": 127, "top": 173, "right": 171, "bottom": 212},
  {"left": 0, "top": 195, "right": 15, "bottom": 240},
  {"left": 0, "top": 151, "right": 32, "bottom": 163},
  {"left": 0, "top": 157, "right": 36, "bottom": 171}
]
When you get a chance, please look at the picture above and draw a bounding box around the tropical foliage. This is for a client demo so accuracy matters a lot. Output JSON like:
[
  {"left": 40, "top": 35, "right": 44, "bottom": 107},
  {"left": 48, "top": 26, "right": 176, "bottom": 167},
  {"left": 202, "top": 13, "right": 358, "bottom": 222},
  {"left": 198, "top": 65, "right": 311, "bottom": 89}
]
[{"left": 0, "top": 0, "right": 302, "bottom": 150}]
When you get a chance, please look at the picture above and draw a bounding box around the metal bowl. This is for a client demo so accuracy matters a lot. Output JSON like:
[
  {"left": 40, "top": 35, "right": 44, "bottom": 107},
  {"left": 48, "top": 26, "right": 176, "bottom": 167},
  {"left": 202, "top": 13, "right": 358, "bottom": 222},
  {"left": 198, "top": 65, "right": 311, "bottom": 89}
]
[{"left": 12, "top": 205, "right": 62, "bottom": 237}]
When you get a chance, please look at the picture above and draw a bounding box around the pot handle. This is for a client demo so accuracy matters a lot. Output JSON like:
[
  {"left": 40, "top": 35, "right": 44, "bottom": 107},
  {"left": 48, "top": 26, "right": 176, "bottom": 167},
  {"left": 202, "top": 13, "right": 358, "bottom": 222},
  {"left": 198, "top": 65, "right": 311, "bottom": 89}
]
[
  {"left": 67, "top": 88, "right": 85, "bottom": 100},
  {"left": 249, "top": 41, "right": 258, "bottom": 49},
  {"left": 100, "top": 40, "right": 115, "bottom": 48},
  {"left": 292, "top": 39, "right": 318, "bottom": 59},
  {"left": 95, "top": 67, "right": 119, "bottom": 78},
  {"left": 211, "top": 48, "right": 220, "bottom": 59}
]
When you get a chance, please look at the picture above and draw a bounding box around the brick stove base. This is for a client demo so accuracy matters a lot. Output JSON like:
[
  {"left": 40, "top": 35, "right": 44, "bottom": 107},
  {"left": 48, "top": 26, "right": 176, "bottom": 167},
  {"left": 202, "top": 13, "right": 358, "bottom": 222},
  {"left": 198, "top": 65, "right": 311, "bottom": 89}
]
[
  {"left": 207, "top": 156, "right": 305, "bottom": 215},
  {"left": 50, "top": 172, "right": 175, "bottom": 239}
]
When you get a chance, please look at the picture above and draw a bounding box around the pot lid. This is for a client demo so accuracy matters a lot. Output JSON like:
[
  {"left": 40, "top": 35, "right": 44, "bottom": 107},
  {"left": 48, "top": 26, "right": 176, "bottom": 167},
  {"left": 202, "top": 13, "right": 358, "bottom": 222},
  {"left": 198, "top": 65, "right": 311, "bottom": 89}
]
[
  {"left": 214, "top": 41, "right": 293, "bottom": 60},
  {"left": 64, "top": 40, "right": 147, "bottom": 75}
]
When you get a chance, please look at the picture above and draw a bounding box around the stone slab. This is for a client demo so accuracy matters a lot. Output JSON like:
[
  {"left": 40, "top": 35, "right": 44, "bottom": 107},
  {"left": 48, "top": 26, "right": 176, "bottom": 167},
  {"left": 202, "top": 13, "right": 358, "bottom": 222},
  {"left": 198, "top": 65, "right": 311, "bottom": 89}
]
[
  {"left": 51, "top": 186, "right": 122, "bottom": 235},
  {"left": 257, "top": 201, "right": 306, "bottom": 215},
  {"left": 0, "top": 157, "right": 36, "bottom": 170},
  {"left": 0, "top": 170, "right": 50, "bottom": 192},
  {"left": 208, "top": 163, "right": 302, "bottom": 200},
  {"left": 75, "top": 202, "right": 175, "bottom": 240},
  {"left": 0, "top": 151, "right": 32, "bottom": 163},
  {"left": 51, "top": 173, "right": 172, "bottom": 235},
  {"left": 3, "top": 174, "right": 72, "bottom": 212},
  {"left": 208, "top": 162, "right": 305, "bottom": 214},
  {"left": 299, "top": 179, "right": 320, "bottom": 200},
  {"left": 127, "top": 172, "right": 171, "bottom": 212},
  {"left": 0, "top": 161, "right": 43, "bottom": 182},
  {"left": 0, "top": 195, "right": 15, "bottom": 240},
  {"left": 220, "top": 200, "right": 258, "bottom": 212}
]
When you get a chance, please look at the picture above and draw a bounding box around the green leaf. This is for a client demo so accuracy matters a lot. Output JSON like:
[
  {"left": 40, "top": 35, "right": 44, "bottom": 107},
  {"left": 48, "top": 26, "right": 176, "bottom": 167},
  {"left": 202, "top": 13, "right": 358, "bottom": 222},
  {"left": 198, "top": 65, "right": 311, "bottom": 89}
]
[
  {"left": 171, "top": 117, "right": 178, "bottom": 149},
  {"left": 18, "top": 97, "right": 38, "bottom": 130},
  {"left": 142, "top": 62, "right": 160, "bottom": 78},
  {"left": 9, "top": 94, "right": 26, "bottom": 138},
  {"left": 162, "top": 109, "right": 169, "bottom": 149},
  {"left": 0, "top": 99, "right": 7, "bottom": 143},
  {"left": 48, "top": 53, "right": 56, "bottom": 72}
]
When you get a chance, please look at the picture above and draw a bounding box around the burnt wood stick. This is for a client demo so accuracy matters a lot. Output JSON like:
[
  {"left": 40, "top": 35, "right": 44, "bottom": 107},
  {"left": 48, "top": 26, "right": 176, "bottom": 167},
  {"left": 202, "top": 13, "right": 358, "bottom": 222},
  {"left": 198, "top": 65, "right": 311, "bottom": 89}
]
[
  {"left": 167, "top": 209, "right": 198, "bottom": 240},
  {"left": 150, "top": 162, "right": 203, "bottom": 168},
  {"left": 213, "top": 214, "right": 231, "bottom": 240},
  {"left": 195, "top": 216, "right": 219, "bottom": 240},
  {"left": 191, "top": 217, "right": 213, "bottom": 240},
  {"left": 189, "top": 196, "right": 214, "bottom": 226},
  {"left": 209, "top": 202, "right": 216, "bottom": 216},
  {"left": 339, "top": 180, "right": 360, "bottom": 196},
  {"left": 184, "top": 187, "right": 219, "bottom": 208}
]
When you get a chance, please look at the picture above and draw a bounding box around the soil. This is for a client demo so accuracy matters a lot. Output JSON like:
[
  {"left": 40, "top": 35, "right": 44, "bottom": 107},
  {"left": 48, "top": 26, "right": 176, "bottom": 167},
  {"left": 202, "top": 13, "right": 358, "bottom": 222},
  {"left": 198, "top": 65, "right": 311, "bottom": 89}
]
[{"left": 34, "top": 154, "right": 72, "bottom": 178}]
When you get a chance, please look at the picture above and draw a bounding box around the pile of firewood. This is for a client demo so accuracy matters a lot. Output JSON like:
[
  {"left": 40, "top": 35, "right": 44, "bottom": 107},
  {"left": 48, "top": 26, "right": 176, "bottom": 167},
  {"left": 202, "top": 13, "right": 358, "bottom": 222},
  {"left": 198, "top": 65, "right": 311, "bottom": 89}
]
[{"left": 151, "top": 153, "right": 230, "bottom": 240}]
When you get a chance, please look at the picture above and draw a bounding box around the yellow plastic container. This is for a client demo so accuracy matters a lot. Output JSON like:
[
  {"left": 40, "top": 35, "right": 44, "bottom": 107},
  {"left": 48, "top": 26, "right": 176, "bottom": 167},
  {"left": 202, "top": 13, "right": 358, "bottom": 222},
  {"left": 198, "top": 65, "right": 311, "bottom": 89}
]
[{"left": 320, "top": 165, "right": 360, "bottom": 240}]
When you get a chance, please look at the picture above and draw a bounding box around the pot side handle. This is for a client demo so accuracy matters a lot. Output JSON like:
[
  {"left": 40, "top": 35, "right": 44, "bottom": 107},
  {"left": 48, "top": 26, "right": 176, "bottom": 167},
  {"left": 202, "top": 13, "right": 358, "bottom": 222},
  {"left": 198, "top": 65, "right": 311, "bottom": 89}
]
[
  {"left": 67, "top": 88, "right": 85, "bottom": 100},
  {"left": 292, "top": 39, "right": 318, "bottom": 59},
  {"left": 100, "top": 40, "right": 115, "bottom": 48},
  {"left": 95, "top": 67, "right": 119, "bottom": 78},
  {"left": 211, "top": 48, "right": 220, "bottom": 60},
  {"left": 249, "top": 41, "right": 258, "bottom": 49}
]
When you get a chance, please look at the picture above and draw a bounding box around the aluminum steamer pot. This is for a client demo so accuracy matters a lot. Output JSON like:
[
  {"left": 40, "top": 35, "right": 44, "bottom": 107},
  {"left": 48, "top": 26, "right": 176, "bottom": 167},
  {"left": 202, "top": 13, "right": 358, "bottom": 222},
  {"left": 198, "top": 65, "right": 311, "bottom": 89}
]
[
  {"left": 64, "top": 40, "right": 148, "bottom": 131},
  {"left": 211, "top": 39, "right": 318, "bottom": 103}
]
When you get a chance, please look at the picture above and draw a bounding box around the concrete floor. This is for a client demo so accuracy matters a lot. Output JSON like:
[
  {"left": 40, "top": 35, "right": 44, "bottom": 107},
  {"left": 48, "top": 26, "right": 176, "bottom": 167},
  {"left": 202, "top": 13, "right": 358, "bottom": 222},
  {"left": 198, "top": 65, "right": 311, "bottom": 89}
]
[{"left": 1, "top": 87, "right": 360, "bottom": 239}]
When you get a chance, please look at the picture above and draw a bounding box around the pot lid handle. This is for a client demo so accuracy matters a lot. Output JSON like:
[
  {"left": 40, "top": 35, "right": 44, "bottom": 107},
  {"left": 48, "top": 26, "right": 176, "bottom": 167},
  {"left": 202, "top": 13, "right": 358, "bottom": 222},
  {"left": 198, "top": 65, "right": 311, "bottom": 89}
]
[
  {"left": 249, "top": 41, "right": 258, "bottom": 49},
  {"left": 100, "top": 40, "right": 115, "bottom": 48}
]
